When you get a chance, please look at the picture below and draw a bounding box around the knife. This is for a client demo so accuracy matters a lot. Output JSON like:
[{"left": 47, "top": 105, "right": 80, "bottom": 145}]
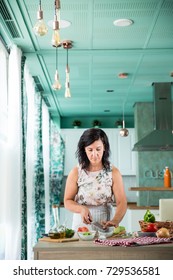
[{"left": 90, "top": 221, "right": 109, "bottom": 232}]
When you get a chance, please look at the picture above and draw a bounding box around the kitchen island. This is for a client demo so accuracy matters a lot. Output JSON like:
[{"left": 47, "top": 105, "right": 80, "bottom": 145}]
[{"left": 33, "top": 238, "right": 173, "bottom": 260}]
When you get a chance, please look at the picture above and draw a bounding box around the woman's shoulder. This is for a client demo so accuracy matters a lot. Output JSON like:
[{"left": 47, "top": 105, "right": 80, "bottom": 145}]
[
  {"left": 111, "top": 165, "right": 123, "bottom": 183},
  {"left": 111, "top": 164, "right": 121, "bottom": 175},
  {"left": 68, "top": 166, "right": 79, "bottom": 178}
]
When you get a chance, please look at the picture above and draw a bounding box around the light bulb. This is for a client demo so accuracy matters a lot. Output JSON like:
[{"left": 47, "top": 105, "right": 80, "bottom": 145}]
[
  {"left": 65, "top": 86, "right": 71, "bottom": 98},
  {"left": 52, "top": 29, "right": 61, "bottom": 47},
  {"left": 33, "top": 19, "right": 48, "bottom": 36},
  {"left": 33, "top": 7, "right": 48, "bottom": 36},
  {"left": 52, "top": 70, "right": 61, "bottom": 90}
]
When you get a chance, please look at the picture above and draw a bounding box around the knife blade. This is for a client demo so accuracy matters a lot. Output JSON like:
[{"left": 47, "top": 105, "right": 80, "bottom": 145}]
[{"left": 90, "top": 221, "right": 109, "bottom": 232}]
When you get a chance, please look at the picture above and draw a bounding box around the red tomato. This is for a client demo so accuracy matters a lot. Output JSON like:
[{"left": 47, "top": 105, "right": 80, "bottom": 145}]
[
  {"left": 145, "top": 223, "right": 157, "bottom": 232},
  {"left": 77, "top": 227, "right": 89, "bottom": 232}
]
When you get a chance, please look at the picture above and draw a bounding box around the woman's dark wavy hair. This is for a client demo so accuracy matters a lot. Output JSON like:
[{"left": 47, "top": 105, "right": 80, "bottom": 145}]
[{"left": 76, "top": 128, "right": 110, "bottom": 170}]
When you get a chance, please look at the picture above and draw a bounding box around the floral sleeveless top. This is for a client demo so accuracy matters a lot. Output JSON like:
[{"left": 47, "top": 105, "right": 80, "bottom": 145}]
[{"left": 75, "top": 165, "right": 114, "bottom": 206}]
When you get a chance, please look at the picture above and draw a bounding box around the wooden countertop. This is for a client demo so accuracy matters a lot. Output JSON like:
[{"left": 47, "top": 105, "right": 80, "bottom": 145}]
[
  {"left": 33, "top": 237, "right": 173, "bottom": 260},
  {"left": 127, "top": 202, "right": 159, "bottom": 210},
  {"left": 60, "top": 202, "right": 159, "bottom": 210},
  {"left": 129, "top": 187, "right": 173, "bottom": 191}
]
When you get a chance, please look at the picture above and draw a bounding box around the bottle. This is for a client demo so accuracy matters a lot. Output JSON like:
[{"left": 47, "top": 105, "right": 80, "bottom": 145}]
[
  {"left": 164, "top": 167, "right": 171, "bottom": 188},
  {"left": 51, "top": 204, "right": 60, "bottom": 232}
]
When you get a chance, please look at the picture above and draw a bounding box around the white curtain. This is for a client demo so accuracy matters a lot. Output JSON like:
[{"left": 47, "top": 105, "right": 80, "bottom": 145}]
[
  {"left": 24, "top": 66, "right": 36, "bottom": 260},
  {"left": 0, "top": 42, "right": 8, "bottom": 260},
  {"left": 0, "top": 44, "right": 51, "bottom": 260},
  {"left": 5, "top": 45, "right": 22, "bottom": 259}
]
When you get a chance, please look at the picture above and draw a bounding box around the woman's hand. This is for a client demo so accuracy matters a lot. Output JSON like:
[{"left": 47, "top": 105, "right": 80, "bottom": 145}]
[
  {"left": 102, "top": 219, "right": 119, "bottom": 228},
  {"left": 80, "top": 206, "right": 92, "bottom": 224}
]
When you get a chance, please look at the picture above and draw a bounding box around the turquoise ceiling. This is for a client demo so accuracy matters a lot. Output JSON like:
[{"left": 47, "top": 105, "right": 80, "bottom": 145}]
[{"left": 0, "top": 0, "right": 173, "bottom": 121}]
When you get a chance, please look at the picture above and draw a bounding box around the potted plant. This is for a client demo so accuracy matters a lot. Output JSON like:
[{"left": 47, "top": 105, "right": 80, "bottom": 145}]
[
  {"left": 72, "top": 120, "right": 81, "bottom": 128},
  {"left": 92, "top": 120, "right": 101, "bottom": 128},
  {"left": 115, "top": 119, "right": 123, "bottom": 128}
]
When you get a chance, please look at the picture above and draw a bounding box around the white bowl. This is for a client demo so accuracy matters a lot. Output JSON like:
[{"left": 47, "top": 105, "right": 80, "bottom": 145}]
[
  {"left": 77, "top": 230, "right": 96, "bottom": 241},
  {"left": 98, "top": 227, "right": 114, "bottom": 238}
]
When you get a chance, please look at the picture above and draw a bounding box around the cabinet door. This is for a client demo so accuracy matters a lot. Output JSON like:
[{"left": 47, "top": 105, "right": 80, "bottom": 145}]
[
  {"left": 117, "top": 128, "right": 136, "bottom": 175},
  {"left": 103, "top": 129, "right": 118, "bottom": 167},
  {"left": 104, "top": 128, "right": 136, "bottom": 175},
  {"left": 61, "top": 129, "right": 86, "bottom": 175}
]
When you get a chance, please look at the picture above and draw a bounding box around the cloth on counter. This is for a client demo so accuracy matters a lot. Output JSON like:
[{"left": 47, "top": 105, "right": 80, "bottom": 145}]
[{"left": 94, "top": 236, "right": 173, "bottom": 247}]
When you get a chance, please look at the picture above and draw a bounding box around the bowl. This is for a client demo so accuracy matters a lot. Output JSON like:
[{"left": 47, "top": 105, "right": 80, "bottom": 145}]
[
  {"left": 77, "top": 230, "right": 96, "bottom": 241},
  {"left": 98, "top": 226, "right": 114, "bottom": 239}
]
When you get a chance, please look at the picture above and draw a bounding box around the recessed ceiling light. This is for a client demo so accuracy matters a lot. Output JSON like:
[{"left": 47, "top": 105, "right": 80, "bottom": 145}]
[
  {"left": 48, "top": 19, "right": 71, "bottom": 29},
  {"left": 113, "top": 19, "right": 133, "bottom": 27}
]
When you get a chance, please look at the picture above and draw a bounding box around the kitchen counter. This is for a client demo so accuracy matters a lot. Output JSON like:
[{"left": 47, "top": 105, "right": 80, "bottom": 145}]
[
  {"left": 129, "top": 187, "right": 173, "bottom": 191},
  {"left": 33, "top": 238, "right": 173, "bottom": 260}
]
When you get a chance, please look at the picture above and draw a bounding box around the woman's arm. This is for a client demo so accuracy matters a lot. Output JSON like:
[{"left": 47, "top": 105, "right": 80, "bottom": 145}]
[
  {"left": 64, "top": 167, "right": 92, "bottom": 223},
  {"left": 104, "top": 166, "right": 127, "bottom": 228}
]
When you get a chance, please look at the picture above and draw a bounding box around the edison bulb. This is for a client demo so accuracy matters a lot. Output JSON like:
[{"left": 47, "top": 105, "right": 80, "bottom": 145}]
[
  {"left": 65, "top": 87, "right": 71, "bottom": 98},
  {"left": 33, "top": 19, "right": 48, "bottom": 36},
  {"left": 52, "top": 70, "right": 61, "bottom": 90},
  {"left": 52, "top": 30, "right": 61, "bottom": 47}
]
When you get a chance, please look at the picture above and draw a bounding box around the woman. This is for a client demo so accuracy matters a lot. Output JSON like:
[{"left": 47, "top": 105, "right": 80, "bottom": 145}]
[{"left": 64, "top": 128, "right": 127, "bottom": 230}]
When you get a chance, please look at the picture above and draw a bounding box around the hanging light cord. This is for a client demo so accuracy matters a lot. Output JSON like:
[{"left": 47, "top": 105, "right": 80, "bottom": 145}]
[
  {"left": 56, "top": 47, "right": 58, "bottom": 70},
  {"left": 66, "top": 47, "right": 69, "bottom": 68}
]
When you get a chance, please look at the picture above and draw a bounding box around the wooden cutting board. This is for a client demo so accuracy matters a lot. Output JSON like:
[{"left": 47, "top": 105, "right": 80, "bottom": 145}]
[{"left": 39, "top": 236, "right": 79, "bottom": 243}]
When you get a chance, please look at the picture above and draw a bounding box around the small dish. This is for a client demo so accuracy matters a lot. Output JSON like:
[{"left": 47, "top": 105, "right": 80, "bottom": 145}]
[
  {"left": 137, "top": 231, "right": 156, "bottom": 237},
  {"left": 77, "top": 230, "right": 96, "bottom": 241},
  {"left": 98, "top": 226, "right": 114, "bottom": 238}
]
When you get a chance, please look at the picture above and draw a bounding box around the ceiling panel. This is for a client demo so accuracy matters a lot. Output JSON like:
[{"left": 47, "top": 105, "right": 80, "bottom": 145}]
[{"left": 0, "top": 0, "right": 173, "bottom": 121}]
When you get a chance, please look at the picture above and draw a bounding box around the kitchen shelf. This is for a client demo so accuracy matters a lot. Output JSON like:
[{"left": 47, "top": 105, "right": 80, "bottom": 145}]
[{"left": 129, "top": 187, "right": 173, "bottom": 191}]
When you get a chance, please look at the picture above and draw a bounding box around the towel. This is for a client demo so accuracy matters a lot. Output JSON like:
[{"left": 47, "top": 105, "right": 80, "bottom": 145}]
[{"left": 94, "top": 236, "right": 173, "bottom": 247}]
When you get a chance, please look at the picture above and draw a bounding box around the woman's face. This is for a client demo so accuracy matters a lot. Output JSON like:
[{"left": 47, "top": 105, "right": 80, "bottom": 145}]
[{"left": 84, "top": 139, "right": 104, "bottom": 165}]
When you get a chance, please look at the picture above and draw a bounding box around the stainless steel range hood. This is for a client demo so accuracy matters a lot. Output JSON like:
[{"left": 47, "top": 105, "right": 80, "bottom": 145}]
[{"left": 133, "top": 82, "right": 173, "bottom": 151}]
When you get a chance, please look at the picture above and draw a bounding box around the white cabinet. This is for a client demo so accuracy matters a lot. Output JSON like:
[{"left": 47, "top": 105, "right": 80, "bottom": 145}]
[
  {"left": 61, "top": 128, "right": 136, "bottom": 176},
  {"left": 104, "top": 128, "right": 136, "bottom": 175}
]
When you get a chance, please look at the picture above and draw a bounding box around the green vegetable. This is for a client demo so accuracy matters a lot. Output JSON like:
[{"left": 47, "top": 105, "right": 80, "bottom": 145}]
[
  {"left": 143, "top": 209, "right": 155, "bottom": 223},
  {"left": 113, "top": 226, "right": 125, "bottom": 234},
  {"left": 65, "top": 228, "right": 75, "bottom": 238},
  {"left": 83, "top": 232, "right": 91, "bottom": 236}
]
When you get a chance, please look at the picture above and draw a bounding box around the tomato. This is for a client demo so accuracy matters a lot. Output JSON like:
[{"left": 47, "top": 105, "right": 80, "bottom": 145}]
[
  {"left": 77, "top": 227, "right": 89, "bottom": 232},
  {"left": 145, "top": 223, "right": 157, "bottom": 232}
]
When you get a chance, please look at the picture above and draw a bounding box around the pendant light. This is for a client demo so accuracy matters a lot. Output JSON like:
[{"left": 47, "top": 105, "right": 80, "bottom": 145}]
[
  {"left": 119, "top": 103, "right": 129, "bottom": 137},
  {"left": 52, "top": 0, "right": 61, "bottom": 47},
  {"left": 63, "top": 41, "right": 72, "bottom": 98},
  {"left": 33, "top": 0, "right": 48, "bottom": 36},
  {"left": 52, "top": 46, "right": 61, "bottom": 90}
]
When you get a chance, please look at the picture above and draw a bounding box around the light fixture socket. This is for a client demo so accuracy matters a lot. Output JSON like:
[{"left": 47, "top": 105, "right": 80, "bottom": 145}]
[
  {"left": 55, "top": 0, "right": 61, "bottom": 9},
  {"left": 62, "top": 40, "right": 73, "bottom": 49},
  {"left": 53, "top": 16, "right": 59, "bottom": 30},
  {"left": 37, "top": 9, "right": 43, "bottom": 20}
]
